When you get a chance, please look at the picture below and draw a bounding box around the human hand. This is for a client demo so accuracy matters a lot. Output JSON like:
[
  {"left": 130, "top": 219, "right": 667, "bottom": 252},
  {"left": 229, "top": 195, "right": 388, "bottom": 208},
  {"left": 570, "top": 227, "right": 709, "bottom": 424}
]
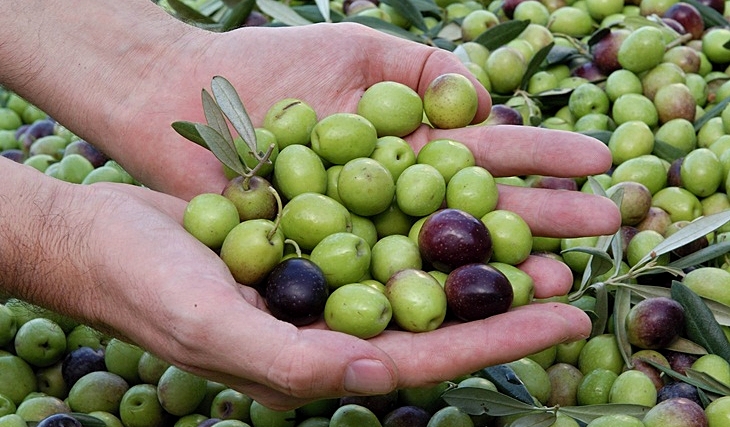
[{"left": 0, "top": 157, "right": 594, "bottom": 410}]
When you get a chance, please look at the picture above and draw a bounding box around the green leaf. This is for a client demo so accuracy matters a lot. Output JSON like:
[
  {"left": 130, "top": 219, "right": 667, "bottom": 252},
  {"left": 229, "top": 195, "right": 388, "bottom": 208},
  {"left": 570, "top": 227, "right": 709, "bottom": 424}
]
[
  {"left": 171, "top": 120, "right": 209, "bottom": 148},
  {"left": 473, "top": 20, "right": 530, "bottom": 50},
  {"left": 218, "top": 0, "right": 256, "bottom": 31},
  {"left": 634, "top": 210, "right": 730, "bottom": 267},
  {"left": 210, "top": 76, "right": 256, "bottom": 155},
  {"left": 664, "top": 336, "right": 709, "bottom": 355},
  {"left": 591, "top": 282, "right": 609, "bottom": 337},
  {"left": 653, "top": 138, "right": 687, "bottom": 162},
  {"left": 343, "top": 15, "right": 423, "bottom": 42},
  {"left": 613, "top": 286, "right": 633, "bottom": 367},
  {"left": 381, "top": 0, "right": 427, "bottom": 32},
  {"left": 672, "top": 281, "right": 730, "bottom": 362},
  {"left": 314, "top": 0, "right": 331, "bottom": 22},
  {"left": 441, "top": 387, "right": 540, "bottom": 416},
  {"left": 642, "top": 358, "right": 730, "bottom": 395},
  {"left": 477, "top": 364, "right": 536, "bottom": 405},
  {"left": 579, "top": 130, "right": 612, "bottom": 145},
  {"left": 255, "top": 0, "right": 313, "bottom": 25},
  {"left": 510, "top": 412, "right": 557, "bottom": 427},
  {"left": 668, "top": 240, "right": 730, "bottom": 270},
  {"left": 686, "top": 368, "right": 730, "bottom": 396},
  {"left": 530, "top": 88, "right": 573, "bottom": 110},
  {"left": 558, "top": 404, "right": 651, "bottom": 423},
  {"left": 167, "top": 0, "right": 217, "bottom": 23},
  {"left": 520, "top": 42, "right": 555, "bottom": 90},
  {"left": 201, "top": 89, "right": 234, "bottom": 146},
  {"left": 684, "top": 0, "right": 729, "bottom": 29},
  {"left": 694, "top": 95, "right": 730, "bottom": 132},
  {"left": 195, "top": 123, "right": 247, "bottom": 176}
]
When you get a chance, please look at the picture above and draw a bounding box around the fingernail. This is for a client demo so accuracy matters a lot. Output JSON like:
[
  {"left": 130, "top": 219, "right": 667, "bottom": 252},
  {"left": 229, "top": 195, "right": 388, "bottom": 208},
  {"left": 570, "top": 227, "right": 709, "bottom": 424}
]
[{"left": 344, "top": 359, "right": 395, "bottom": 394}]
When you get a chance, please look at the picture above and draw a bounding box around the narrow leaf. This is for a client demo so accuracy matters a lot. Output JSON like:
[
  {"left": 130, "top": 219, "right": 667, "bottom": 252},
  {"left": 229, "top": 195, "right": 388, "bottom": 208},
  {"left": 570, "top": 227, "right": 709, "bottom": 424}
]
[
  {"left": 255, "top": 0, "right": 313, "bottom": 25},
  {"left": 685, "top": 368, "right": 730, "bottom": 396},
  {"left": 218, "top": 0, "right": 256, "bottom": 31},
  {"left": 343, "top": 15, "right": 423, "bottom": 42},
  {"left": 520, "top": 42, "right": 555, "bottom": 90},
  {"left": 201, "top": 89, "right": 234, "bottom": 145},
  {"left": 558, "top": 404, "right": 651, "bottom": 423},
  {"left": 694, "top": 96, "right": 730, "bottom": 132},
  {"left": 72, "top": 414, "right": 107, "bottom": 427},
  {"left": 613, "top": 286, "right": 633, "bottom": 367},
  {"left": 664, "top": 337, "right": 709, "bottom": 355},
  {"left": 668, "top": 240, "right": 730, "bottom": 270},
  {"left": 643, "top": 358, "right": 729, "bottom": 395},
  {"left": 653, "top": 138, "right": 688, "bottom": 162},
  {"left": 510, "top": 412, "right": 556, "bottom": 427},
  {"left": 478, "top": 364, "right": 536, "bottom": 405},
  {"left": 579, "top": 130, "right": 613, "bottom": 145},
  {"left": 210, "top": 76, "right": 256, "bottom": 154},
  {"left": 672, "top": 281, "right": 730, "bottom": 361},
  {"left": 167, "top": 0, "right": 217, "bottom": 23},
  {"left": 635, "top": 210, "right": 730, "bottom": 267},
  {"left": 441, "top": 387, "right": 539, "bottom": 416},
  {"left": 195, "top": 123, "right": 247, "bottom": 176},
  {"left": 473, "top": 20, "right": 530, "bottom": 50},
  {"left": 171, "top": 120, "right": 209, "bottom": 148},
  {"left": 684, "top": 0, "right": 729, "bottom": 29},
  {"left": 314, "top": 0, "right": 331, "bottom": 22},
  {"left": 591, "top": 283, "right": 609, "bottom": 337},
  {"left": 380, "top": 0, "right": 427, "bottom": 32}
]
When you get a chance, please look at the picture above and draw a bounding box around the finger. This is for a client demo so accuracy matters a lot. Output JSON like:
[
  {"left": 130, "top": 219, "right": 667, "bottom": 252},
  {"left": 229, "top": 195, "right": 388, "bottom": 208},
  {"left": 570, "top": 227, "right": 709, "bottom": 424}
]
[
  {"left": 517, "top": 255, "right": 574, "bottom": 299},
  {"left": 414, "top": 125, "right": 612, "bottom": 178},
  {"left": 496, "top": 185, "right": 621, "bottom": 238},
  {"left": 371, "top": 303, "right": 590, "bottom": 388},
  {"left": 87, "top": 182, "right": 189, "bottom": 222}
]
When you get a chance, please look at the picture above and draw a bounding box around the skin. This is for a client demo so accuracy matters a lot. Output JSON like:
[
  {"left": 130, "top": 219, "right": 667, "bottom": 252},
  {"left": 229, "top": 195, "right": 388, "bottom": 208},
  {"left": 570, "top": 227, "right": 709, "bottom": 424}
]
[{"left": 0, "top": 0, "right": 621, "bottom": 410}]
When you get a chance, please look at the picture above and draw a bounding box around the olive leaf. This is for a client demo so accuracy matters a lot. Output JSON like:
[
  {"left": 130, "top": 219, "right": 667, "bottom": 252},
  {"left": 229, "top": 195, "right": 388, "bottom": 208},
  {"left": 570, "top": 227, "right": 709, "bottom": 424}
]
[
  {"left": 642, "top": 358, "right": 730, "bottom": 395},
  {"left": 166, "top": 0, "right": 218, "bottom": 24},
  {"left": 473, "top": 20, "right": 530, "bottom": 50},
  {"left": 211, "top": 76, "right": 256, "bottom": 148},
  {"left": 653, "top": 138, "right": 687, "bottom": 162},
  {"left": 218, "top": 0, "right": 257, "bottom": 31},
  {"left": 621, "top": 281, "right": 730, "bottom": 326},
  {"left": 591, "top": 282, "right": 610, "bottom": 337},
  {"left": 694, "top": 96, "right": 730, "bottom": 132},
  {"left": 477, "top": 364, "right": 536, "bottom": 405},
  {"left": 664, "top": 337, "right": 709, "bottom": 355},
  {"left": 171, "top": 120, "right": 208, "bottom": 148},
  {"left": 613, "top": 286, "right": 633, "bottom": 367},
  {"left": 633, "top": 210, "right": 730, "bottom": 268},
  {"left": 685, "top": 368, "right": 730, "bottom": 396},
  {"left": 579, "top": 130, "right": 612, "bottom": 145},
  {"left": 441, "top": 386, "right": 540, "bottom": 416},
  {"left": 314, "top": 0, "right": 331, "bottom": 22},
  {"left": 667, "top": 240, "right": 730, "bottom": 270},
  {"left": 202, "top": 88, "right": 234, "bottom": 146},
  {"left": 520, "top": 42, "right": 555, "bottom": 91},
  {"left": 684, "top": 0, "right": 729, "bottom": 29},
  {"left": 510, "top": 412, "right": 557, "bottom": 427},
  {"left": 194, "top": 123, "right": 247, "bottom": 176},
  {"left": 671, "top": 281, "right": 730, "bottom": 362},
  {"left": 557, "top": 403, "right": 652, "bottom": 423},
  {"left": 380, "top": 0, "right": 428, "bottom": 33},
  {"left": 255, "top": 0, "right": 313, "bottom": 25},
  {"left": 344, "top": 15, "right": 423, "bottom": 42}
]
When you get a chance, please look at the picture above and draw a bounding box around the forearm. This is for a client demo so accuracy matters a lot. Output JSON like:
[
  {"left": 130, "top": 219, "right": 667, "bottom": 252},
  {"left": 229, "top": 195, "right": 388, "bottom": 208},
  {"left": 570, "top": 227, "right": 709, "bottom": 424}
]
[
  {"left": 0, "top": 1, "right": 191, "bottom": 131},
  {"left": 0, "top": 1, "right": 222, "bottom": 198},
  {"left": 0, "top": 159, "right": 101, "bottom": 317}
]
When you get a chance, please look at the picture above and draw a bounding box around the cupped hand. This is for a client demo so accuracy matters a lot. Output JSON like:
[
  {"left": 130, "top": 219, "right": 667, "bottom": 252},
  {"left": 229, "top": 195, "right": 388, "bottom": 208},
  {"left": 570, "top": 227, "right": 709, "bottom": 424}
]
[{"left": 69, "top": 181, "right": 593, "bottom": 410}]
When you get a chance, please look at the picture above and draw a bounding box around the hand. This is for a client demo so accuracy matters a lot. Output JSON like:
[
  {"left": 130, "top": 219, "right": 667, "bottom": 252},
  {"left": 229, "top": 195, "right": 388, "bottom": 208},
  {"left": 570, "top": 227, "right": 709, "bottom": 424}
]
[
  {"left": 0, "top": 158, "right": 595, "bottom": 410},
  {"left": 0, "top": 0, "right": 622, "bottom": 411}
]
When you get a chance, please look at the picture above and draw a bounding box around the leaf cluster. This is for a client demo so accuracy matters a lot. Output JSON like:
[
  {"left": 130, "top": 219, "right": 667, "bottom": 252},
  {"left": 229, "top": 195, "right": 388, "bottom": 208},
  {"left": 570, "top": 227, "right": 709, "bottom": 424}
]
[{"left": 171, "top": 76, "right": 273, "bottom": 178}]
